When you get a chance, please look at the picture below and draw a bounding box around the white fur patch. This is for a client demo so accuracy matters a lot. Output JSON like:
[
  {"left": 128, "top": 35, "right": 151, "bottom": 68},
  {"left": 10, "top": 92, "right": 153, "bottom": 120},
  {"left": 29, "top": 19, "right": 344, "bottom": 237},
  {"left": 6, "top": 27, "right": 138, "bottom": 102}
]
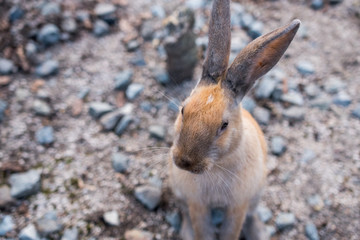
[{"left": 206, "top": 94, "right": 214, "bottom": 104}]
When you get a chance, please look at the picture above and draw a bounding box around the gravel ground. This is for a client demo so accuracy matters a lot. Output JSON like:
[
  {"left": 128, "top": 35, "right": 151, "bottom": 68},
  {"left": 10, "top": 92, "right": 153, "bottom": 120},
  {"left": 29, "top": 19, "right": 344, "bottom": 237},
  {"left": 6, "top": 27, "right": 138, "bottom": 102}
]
[{"left": 0, "top": 0, "right": 360, "bottom": 239}]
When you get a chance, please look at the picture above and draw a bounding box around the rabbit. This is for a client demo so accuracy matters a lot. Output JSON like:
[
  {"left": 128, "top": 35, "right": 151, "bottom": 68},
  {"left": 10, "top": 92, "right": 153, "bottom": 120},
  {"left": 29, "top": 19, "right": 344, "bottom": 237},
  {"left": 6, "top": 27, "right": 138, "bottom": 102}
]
[{"left": 168, "top": 0, "right": 300, "bottom": 239}]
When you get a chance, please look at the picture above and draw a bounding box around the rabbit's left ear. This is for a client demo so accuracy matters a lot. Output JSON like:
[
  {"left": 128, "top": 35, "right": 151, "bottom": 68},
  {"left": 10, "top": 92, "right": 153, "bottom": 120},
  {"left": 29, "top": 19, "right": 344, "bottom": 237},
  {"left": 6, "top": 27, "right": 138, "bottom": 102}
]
[{"left": 223, "top": 19, "right": 301, "bottom": 102}]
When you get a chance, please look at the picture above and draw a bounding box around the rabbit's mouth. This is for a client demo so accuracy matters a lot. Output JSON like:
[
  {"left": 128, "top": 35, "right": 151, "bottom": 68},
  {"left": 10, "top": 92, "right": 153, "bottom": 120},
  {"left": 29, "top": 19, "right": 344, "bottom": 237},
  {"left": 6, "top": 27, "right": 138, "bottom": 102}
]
[{"left": 173, "top": 155, "right": 207, "bottom": 174}]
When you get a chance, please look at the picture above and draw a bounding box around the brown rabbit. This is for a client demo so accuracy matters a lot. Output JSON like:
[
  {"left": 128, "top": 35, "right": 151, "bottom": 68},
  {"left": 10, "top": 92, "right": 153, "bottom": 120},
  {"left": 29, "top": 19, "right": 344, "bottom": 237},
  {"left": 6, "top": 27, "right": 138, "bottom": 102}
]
[{"left": 168, "top": 0, "right": 300, "bottom": 239}]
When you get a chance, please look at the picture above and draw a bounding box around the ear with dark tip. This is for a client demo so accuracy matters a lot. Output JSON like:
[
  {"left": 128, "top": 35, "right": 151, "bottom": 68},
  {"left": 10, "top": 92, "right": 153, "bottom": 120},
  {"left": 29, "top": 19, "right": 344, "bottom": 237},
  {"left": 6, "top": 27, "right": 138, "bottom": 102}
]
[
  {"left": 200, "top": 0, "right": 231, "bottom": 85},
  {"left": 223, "top": 19, "right": 301, "bottom": 102}
]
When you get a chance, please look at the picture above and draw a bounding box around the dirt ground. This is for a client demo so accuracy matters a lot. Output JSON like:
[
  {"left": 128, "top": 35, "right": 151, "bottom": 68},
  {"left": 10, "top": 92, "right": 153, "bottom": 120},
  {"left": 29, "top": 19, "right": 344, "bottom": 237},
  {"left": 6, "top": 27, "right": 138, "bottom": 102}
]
[{"left": 0, "top": 0, "right": 360, "bottom": 239}]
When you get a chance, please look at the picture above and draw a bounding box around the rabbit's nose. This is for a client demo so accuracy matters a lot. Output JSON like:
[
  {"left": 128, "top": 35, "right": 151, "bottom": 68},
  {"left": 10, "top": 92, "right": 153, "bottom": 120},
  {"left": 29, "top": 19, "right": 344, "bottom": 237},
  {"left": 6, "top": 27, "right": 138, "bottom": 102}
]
[{"left": 174, "top": 156, "right": 193, "bottom": 170}]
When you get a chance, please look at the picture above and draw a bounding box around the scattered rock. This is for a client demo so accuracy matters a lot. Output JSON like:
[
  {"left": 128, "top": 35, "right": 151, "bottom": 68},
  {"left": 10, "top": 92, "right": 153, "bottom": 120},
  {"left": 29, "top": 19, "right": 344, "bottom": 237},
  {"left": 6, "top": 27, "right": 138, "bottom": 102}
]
[
  {"left": 0, "top": 58, "right": 15, "bottom": 75},
  {"left": 153, "top": 68, "right": 170, "bottom": 85},
  {"left": 0, "top": 76, "right": 11, "bottom": 86},
  {"left": 275, "top": 212, "right": 296, "bottom": 230},
  {"left": 41, "top": 2, "right": 60, "bottom": 16},
  {"left": 94, "top": 3, "right": 116, "bottom": 24},
  {"left": 253, "top": 107, "right": 271, "bottom": 125},
  {"left": 151, "top": 5, "right": 166, "bottom": 19},
  {"left": 134, "top": 185, "right": 162, "bottom": 210},
  {"left": 305, "top": 222, "right": 320, "bottom": 240},
  {"left": 19, "top": 224, "right": 40, "bottom": 240},
  {"left": 305, "top": 83, "right": 320, "bottom": 98},
  {"left": 185, "top": 0, "right": 207, "bottom": 10},
  {"left": 0, "top": 100, "right": 8, "bottom": 122},
  {"left": 115, "top": 70, "right": 133, "bottom": 91},
  {"left": 32, "top": 99, "right": 52, "bottom": 116},
  {"left": 352, "top": 104, "right": 360, "bottom": 119},
  {"left": 100, "top": 109, "right": 125, "bottom": 131},
  {"left": 0, "top": 186, "right": 13, "bottom": 207},
  {"left": 282, "top": 107, "right": 305, "bottom": 122},
  {"left": 93, "top": 20, "right": 110, "bottom": 37},
  {"left": 61, "top": 227, "right": 78, "bottom": 240},
  {"left": 71, "top": 98, "right": 83, "bottom": 117},
  {"left": 103, "top": 210, "right": 120, "bottom": 226},
  {"left": 0, "top": 215, "right": 14, "bottom": 236},
  {"left": 126, "top": 40, "right": 140, "bottom": 52},
  {"left": 307, "top": 194, "right": 324, "bottom": 211},
  {"left": 112, "top": 152, "right": 130, "bottom": 173},
  {"left": 77, "top": 88, "right": 90, "bottom": 100},
  {"left": 15, "top": 88, "right": 30, "bottom": 101},
  {"left": 37, "top": 24, "right": 60, "bottom": 46},
  {"left": 88, "top": 102, "right": 113, "bottom": 119},
  {"left": 9, "top": 169, "right": 41, "bottom": 198},
  {"left": 35, "top": 126, "right": 55, "bottom": 145},
  {"left": 9, "top": 6, "right": 24, "bottom": 23},
  {"left": 242, "top": 96, "right": 256, "bottom": 113},
  {"left": 310, "top": 94, "right": 332, "bottom": 110},
  {"left": 281, "top": 91, "right": 304, "bottom": 106},
  {"left": 266, "top": 225, "right": 276, "bottom": 237},
  {"left": 255, "top": 77, "right": 277, "bottom": 99},
  {"left": 271, "top": 136, "right": 287, "bottom": 156},
  {"left": 166, "top": 211, "right": 181, "bottom": 232},
  {"left": 296, "top": 60, "right": 315, "bottom": 76},
  {"left": 311, "top": 0, "right": 324, "bottom": 10},
  {"left": 130, "top": 51, "right": 146, "bottom": 66},
  {"left": 36, "top": 211, "right": 63, "bottom": 236},
  {"left": 35, "top": 60, "right": 59, "bottom": 77},
  {"left": 140, "top": 101, "right": 153, "bottom": 112},
  {"left": 126, "top": 83, "right": 144, "bottom": 100},
  {"left": 124, "top": 229, "right": 154, "bottom": 240},
  {"left": 61, "top": 18, "right": 77, "bottom": 33},
  {"left": 211, "top": 208, "right": 225, "bottom": 226},
  {"left": 300, "top": 149, "right": 316, "bottom": 163},
  {"left": 324, "top": 77, "right": 345, "bottom": 94},
  {"left": 257, "top": 206, "right": 273, "bottom": 223},
  {"left": 329, "top": 0, "right": 343, "bottom": 5},
  {"left": 248, "top": 21, "right": 263, "bottom": 39},
  {"left": 149, "top": 125, "right": 166, "bottom": 140},
  {"left": 115, "top": 115, "right": 133, "bottom": 136},
  {"left": 240, "top": 13, "right": 255, "bottom": 29},
  {"left": 332, "top": 91, "right": 351, "bottom": 107}
]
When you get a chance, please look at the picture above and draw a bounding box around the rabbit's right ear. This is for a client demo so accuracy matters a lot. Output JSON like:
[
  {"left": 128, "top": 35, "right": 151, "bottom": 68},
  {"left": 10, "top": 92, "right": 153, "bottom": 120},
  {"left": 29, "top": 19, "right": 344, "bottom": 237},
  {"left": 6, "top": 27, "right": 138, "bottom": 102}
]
[
  {"left": 199, "top": 0, "right": 231, "bottom": 86},
  {"left": 223, "top": 19, "right": 301, "bottom": 103}
]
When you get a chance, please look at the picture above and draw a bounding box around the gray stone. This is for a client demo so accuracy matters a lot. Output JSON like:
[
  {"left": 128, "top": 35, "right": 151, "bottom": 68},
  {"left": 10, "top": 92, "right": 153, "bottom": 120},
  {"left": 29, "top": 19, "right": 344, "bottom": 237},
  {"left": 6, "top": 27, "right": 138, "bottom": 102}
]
[
  {"left": 36, "top": 126, "right": 55, "bottom": 145},
  {"left": 32, "top": 99, "right": 52, "bottom": 116},
  {"left": 0, "top": 215, "right": 14, "bottom": 236},
  {"left": 36, "top": 89, "right": 51, "bottom": 101},
  {"left": 253, "top": 107, "right": 271, "bottom": 125},
  {"left": 25, "top": 42, "right": 38, "bottom": 57},
  {"left": 129, "top": 51, "right": 146, "bottom": 66},
  {"left": 281, "top": 91, "right": 304, "bottom": 106},
  {"left": 275, "top": 212, "right": 295, "bottom": 230},
  {"left": 61, "top": 227, "right": 78, "bottom": 240},
  {"left": 103, "top": 210, "right": 120, "bottom": 226},
  {"left": 255, "top": 77, "right": 277, "bottom": 99},
  {"left": 298, "top": 25, "right": 309, "bottom": 39},
  {"left": 126, "top": 40, "right": 140, "bottom": 52},
  {"left": 0, "top": 100, "right": 7, "bottom": 122},
  {"left": 37, "top": 24, "right": 60, "bottom": 46},
  {"left": 76, "top": 10, "right": 90, "bottom": 23},
  {"left": 211, "top": 208, "right": 225, "bottom": 226},
  {"left": 311, "top": 0, "right": 324, "bottom": 10},
  {"left": 0, "top": 58, "right": 15, "bottom": 75},
  {"left": 300, "top": 149, "right": 316, "bottom": 163},
  {"left": 100, "top": 109, "right": 124, "bottom": 131},
  {"left": 94, "top": 3, "right": 116, "bottom": 17},
  {"left": 266, "top": 225, "right": 276, "bottom": 237},
  {"left": 296, "top": 60, "right": 315, "bottom": 76},
  {"left": 41, "top": 2, "right": 60, "bottom": 16},
  {"left": 124, "top": 229, "right": 154, "bottom": 240},
  {"left": 35, "top": 60, "right": 59, "bottom": 77},
  {"left": 9, "top": 169, "right": 41, "bottom": 198},
  {"left": 114, "top": 70, "right": 133, "bottom": 91},
  {"left": 282, "top": 107, "right": 305, "bottom": 122},
  {"left": 19, "top": 224, "right": 40, "bottom": 240},
  {"left": 134, "top": 185, "right": 162, "bottom": 210},
  {"left": 112, "top": 152, "right": 130, "bottom": 173},
  {"left": 141, "top": 21, "right": 155, "bottom": 41},
  {"left": 329, "top": 0, "right": 343, "bottom": 5},
  {"left": 352, "top": 104, "right": 360, "bottom": 119},
  {"left": 15, "top": 88, "right": 30, "bottom": 101},
  {"left": 332, "top": 91, "right": 351, "bottom": 107},
  {"left": 242, "top": 96, "right": 256, "bottom": 113},
  {"left": 149, "top": 125, "right": 166, "bottom": 140},
  {"left": 305, "top": 83, "right": 320, "bottom": 98},
  {"left": 257, "top": 206, "right": 272, "bottom": 223},
  {"left": 9, "top": 6, "right": 24, "bottom": 22},
  {"left": 324, "top": 77, "right": 345, "bottom": 94},
  {"left": 115, "top": 115, "right": 133, "bottom": 136},
  {"left": 240, "top": 13, "right": 255, "bottom": 29},
  {"left": 305, "top": 222, "right": 319, "bottom": 240},
  {"left": 151, "top": 5, "right": 166, "bottom": 18},
  {"left": 61, "top": 18, "right": 77, "bottom": 33},
  {"left": 307, "top": 195, "right": 324, "bottom": 211},
  {"left": 310, "top": 94, "right": 331, "bottom": 110},
  {"left": 93, "top": 20, "right": 109, "bottom": 37},
  {"left": 126, "top": 83, "right": 144, "bottom": 100},
  {"left": 77, "top": 88, "right": 90, "bottom": 100},
  {"left": 153, "top": 68, "right": 170, "bottom": 85},
  {"left": 185, "top": 0, "right": 207, "bottom": 10},
  {"left": 140, "top": 101, "right": 152, "bottom": 112},
  {"left": 36, "top": 211, "right": 62, "bottom": 236},
  {"left": 248, "top": 21, "right": 263, "bottom": 39},
  {"left": 166, "top": 211, "right": 181, "bottom": 232},
  {"left": 271, "top": 136, "right": 287, "bottom": 156},
  {"left": 0, "top": 186, "right": 13, "bottom": 207},
  {"left": 88, "top": 102, "right": 113, "bottom": 119}
]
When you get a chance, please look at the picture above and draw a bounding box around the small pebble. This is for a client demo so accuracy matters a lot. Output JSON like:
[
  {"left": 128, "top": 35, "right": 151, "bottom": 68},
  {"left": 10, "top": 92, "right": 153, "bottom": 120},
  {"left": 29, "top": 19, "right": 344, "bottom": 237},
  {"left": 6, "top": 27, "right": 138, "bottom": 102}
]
[
  {"left": 271, "top": 136, "right": 287, "bottom": 156},
  {"left": 352, "top": 104, "right": 360, "bottom": 119},
  {"left": 129, "top": 51, "right": 146, "bottom": 66},
  {"left": 282, "top": 107, "right": 305, "bottom": 122},
  {"left": 126, "top": 40, "right": 140, "bottom": 52},
  {"left": 0, "top": 215, "right": 14, "bottom": 236},
  {"left": 266, "top": 225, "right": 276, "bottom": 237},
  {"left": 253, "top": 107, "right": 271, "bottom": 125},
  {"left": 281, "top": 91, "right": 304, "bottom": 106},
  {"left": 275, "top": 212, "right": 296, "bottom": 230},
  {"left": 305, "top": 222, "right": 320, "bottom": 240},
  {"left": 8, "top": 6, "right": 24, "bottom": 23},
  {"left": 296, "top": 60, "right": 315, "bottom": 76},
  {"left": 300, "top": 149, "right": 316, "bottom": 163},
  {"left": 103, "top": 210, "right": 120, "bottom": 226},
  {"left": 19, "top": 224, "right": 40, "bottom": 240},
  {"left": 61, "top": 227, "right": 78, "bottom": 240},
  {"left": 100, "top": 109, "right": 125, "bottom": 131},
  {"left": 35, "top": 126, "right": 55, "bottom": 145},
  {"left": 126, "top": 83, "right": 144, "bottom": 100},
  {"left": 124, "top": 229, "right": 154, "bottom": 240},
  {"left": 115, "top": 115, "right": 133, "bottom": 136},
  {"left": 305, "top": 83, "right": 320, "bottom": 98},
  {"left": 112, "top": 152, "right": 130, "bottom": 173},
  {"left": 248, "top": 21, "right": 263, "bottom": 39},
  {"left": 88, "top": 102, "right": 113, "bottom": 119},
  {"left": 332, "top": 91, "right": 351, "bottom": 107},
  {"left": 134, "top": 185, "right": 162, "bottom": 210},
  {"left": 242, "top": 96, "right": 256, "bottom": 113},
  {"left": 257, "top": 206, "right": 273, "bottom": 223},
  {"left": 36, "top": 211, "right": 62, "bottom": 236},
  {"left": 166, "top": 211, "right": 181, "bottom": 232},
  {"left": 0, "top": 58, "right": 15, "bottom": 75},
  {"left": 324, "top": 77, "right": 345, "bottom": 94},
  {"left": 35, "top": 59, "right": 59, "bottom": 77},
  {"left": 185, "top": 0, "right": 207, "bottom": 10},
  {"left": 0, "top": 100, "right": 8, "bottom": 122},
  {"left": 41, "top": 2, "right": 60, "bottom": 16},
  {"left": 32, "top": 99, "right": 52, "bottom": 116},
  {"left": 114, "top": 70, "right": 133, "bottom": 91},
  {"left": 311, "top": 0, "right": 324, "bottom": 10},
  {"left": 310, "top": 94, "right": 332, "bottom": 110},
  {"left": 93, "top": 20, "right": 110, "bottom": 37},
  {"left": 94, "top": 3, "right": 116, "bottom": 18},
  {"left": 61, "top": 18, "right": 77, "bottom": 33},
  {"left": 307, "top": 194, "right": 324, "bottom": 211},
  {"left": 153, "top": 68, "right": 170, "bottom": 85},
  {"left": 329, "top": 0, "right": 343, "bottom": 5},
  {"left": 0, "top": 186, "right": 13, "bottom": 207},
  {"left": 149, "top": 125, "right": 166, "bottom": 140},
  {"left": 151, "top": 5, "right": 166, "bottom": 19},
  {"left": 255, "top": 77, "right": 277, "bottom": 99},
  {"left": 240, "top": 13, "right": 255, "bottom": 29},
  {"left": 9, "top": 169, "right": 41, "bottom": 198},
  {"left": 37, "top": 24, "right": 60, "bottom": 46}
]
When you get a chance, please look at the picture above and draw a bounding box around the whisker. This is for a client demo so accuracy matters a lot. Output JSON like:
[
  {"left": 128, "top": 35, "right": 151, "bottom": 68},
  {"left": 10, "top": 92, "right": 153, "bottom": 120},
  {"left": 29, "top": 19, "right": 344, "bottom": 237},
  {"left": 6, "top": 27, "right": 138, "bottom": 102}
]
[{"left": 157, "top": 89, "right": 180, "bottom": 108}]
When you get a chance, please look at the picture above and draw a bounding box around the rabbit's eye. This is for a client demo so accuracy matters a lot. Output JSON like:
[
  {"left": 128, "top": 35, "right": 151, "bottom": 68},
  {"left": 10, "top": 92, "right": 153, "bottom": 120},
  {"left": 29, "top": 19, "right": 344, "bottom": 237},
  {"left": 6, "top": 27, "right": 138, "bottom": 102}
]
[
  {"left": 220, "top": 121, "right": 228, "bottom": 131},
  {"left": 181, "top": 106, "right": 184, "bottom": 115}
]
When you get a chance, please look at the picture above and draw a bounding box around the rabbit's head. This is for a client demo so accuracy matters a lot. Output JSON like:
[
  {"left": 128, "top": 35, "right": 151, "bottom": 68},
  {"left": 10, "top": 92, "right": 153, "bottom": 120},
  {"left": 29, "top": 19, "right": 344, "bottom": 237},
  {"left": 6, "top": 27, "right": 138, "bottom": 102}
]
[{"left": 171, "top": 0, "right": 300, "bottom": 174}]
